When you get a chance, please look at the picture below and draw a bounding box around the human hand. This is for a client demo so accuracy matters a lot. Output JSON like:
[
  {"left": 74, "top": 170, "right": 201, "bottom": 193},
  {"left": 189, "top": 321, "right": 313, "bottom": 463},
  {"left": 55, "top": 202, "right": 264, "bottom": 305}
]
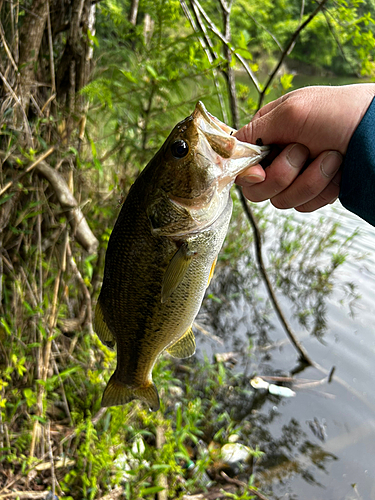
[{"left": 235, "top": 84, "right": 375, "bottom": 212}]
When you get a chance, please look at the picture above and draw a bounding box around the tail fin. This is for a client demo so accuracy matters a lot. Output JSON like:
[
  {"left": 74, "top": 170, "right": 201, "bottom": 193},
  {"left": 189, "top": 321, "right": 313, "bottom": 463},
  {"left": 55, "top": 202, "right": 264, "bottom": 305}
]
[{"left": 101, "top": 374, "right": 160, "bottom": 411}]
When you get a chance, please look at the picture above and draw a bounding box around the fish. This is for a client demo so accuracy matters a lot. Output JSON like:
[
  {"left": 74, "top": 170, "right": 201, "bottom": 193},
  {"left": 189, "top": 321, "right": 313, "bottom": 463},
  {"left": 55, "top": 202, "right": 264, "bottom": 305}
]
[{"left": 94, "top": 102, "right": 269, "bottom": 411}]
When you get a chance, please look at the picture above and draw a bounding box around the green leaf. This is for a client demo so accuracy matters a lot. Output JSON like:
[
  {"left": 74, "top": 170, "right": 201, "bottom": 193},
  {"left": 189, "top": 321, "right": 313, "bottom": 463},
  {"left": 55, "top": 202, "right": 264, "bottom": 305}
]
[
  {"left": 280, "top": 73, "right": 294, "bottom": 91},
  {"left": 87, "top": 28, "right": 99, "bottom": 47},
  {"left": 140, "top": 486, "right": 165, "bottom": 495}
]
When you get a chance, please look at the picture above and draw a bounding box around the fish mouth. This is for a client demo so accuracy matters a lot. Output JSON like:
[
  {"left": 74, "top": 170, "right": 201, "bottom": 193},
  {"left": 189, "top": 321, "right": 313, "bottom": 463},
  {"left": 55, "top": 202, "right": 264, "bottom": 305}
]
[
  {"left": 194, "top": 101, "right": 237, "bottom": 136},
  {"left": 193, "top": 101, "right": 270, "bottom": 180}
]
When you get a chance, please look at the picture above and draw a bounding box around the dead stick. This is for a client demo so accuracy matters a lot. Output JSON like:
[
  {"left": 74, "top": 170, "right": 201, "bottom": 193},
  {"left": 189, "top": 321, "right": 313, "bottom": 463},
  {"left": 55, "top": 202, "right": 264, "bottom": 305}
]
[
  {"left": 156, "top": 426, "right": 168, "bottom": 500},
  {"left": 47, "top": 421, "right": 56, "bottom": 497},
  {"left": 220, "top": 471, "right": 270, "bottom": 500},
  {"left": 0, "top": 493, "right": 49, "bottom": 500},
  {"left": 0, "top": 146, "right": 55, "bottom": 196}
]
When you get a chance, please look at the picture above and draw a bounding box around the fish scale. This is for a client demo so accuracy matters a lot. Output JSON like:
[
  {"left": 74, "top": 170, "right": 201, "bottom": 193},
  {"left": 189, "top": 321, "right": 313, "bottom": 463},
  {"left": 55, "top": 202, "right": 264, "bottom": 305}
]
[{"left": 94, "top": 102, "right": 269, "bottom": 411}]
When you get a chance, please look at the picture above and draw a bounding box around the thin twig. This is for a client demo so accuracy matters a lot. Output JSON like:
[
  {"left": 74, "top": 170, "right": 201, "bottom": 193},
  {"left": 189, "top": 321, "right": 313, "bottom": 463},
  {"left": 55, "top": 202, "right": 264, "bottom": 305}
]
[
  {"left": 181, "top": 0, "right": 228, "bottom": 122},
  {"left": 321, "top": 8, "right": 358, "bottom": 75},
  {"left": 237, "top": 189, "right": 315, "bottom": 366},
  {"left": 245, "top": 11, "right": 282, "bottom": 51},
  {"left": 47, "top": 421, "right": 57, "bottom": 498},
  {"left": 0, "top": 146, "right": 55, "bottom": 196},
  {"left": 0, "top": 20, "right": 19, "bottom": 73},
  {"left": 0, "top": 69, "right": 32, "bottom": 145},
  {"left": 46, "top": 0, "right": 56, "bottom": 94},
  {"left": 220, "top": 471, "right": 270, "bottom": 500},
  {"left": 66, "top": 242, "right": 93, "bottom": 332},
  {"left": 190, "top": 0, "right": 261, "bottom": 93},
  {"left": 156, "top": 426, "right": 168, "bottom": 500},
  {"left": 257, "top": 0, "right": 329, "bottom": 109}
]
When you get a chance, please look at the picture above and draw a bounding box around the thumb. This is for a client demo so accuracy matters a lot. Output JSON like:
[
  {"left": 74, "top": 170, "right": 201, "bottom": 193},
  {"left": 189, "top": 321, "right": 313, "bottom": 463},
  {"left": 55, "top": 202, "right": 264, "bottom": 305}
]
[
  {"left": 234, "top": 94, "right": 293, "bottom": 145},
  {"left": 234, "top": 106, "right": 286, "bottom": 146}
]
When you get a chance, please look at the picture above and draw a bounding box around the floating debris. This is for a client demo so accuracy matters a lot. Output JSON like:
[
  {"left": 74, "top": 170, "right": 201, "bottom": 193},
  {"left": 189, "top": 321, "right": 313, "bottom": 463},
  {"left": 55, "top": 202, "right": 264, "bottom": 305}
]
[
  {"left": 220, "top": 443, "right": 252, "bottom": 475},
  {"left": 250, "top": 376, "right": 296, "bottom": 398},
  {"left": 214, "top": 352, "right": 238, "bottom": 364}
]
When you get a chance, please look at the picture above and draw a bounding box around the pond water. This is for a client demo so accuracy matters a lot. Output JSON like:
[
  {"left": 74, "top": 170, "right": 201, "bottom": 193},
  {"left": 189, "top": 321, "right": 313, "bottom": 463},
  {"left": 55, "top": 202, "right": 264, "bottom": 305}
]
[{"left": 196, "top": 200, "right": 375, "bottom": 499}]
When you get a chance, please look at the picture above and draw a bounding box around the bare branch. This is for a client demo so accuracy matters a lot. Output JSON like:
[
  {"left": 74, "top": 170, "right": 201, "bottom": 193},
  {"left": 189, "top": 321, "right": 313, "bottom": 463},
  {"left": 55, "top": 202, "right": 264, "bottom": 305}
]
[
  {"left": 190, "top": 0, "right": 261, "bottom": 93},
  {"left": 0, "top": 69, "right": 32, "bottom": 144},
  {"left": 0, "top": 20, "right": 18, "bottom": 73},
  {"left": 35, "top": 162, "right": 99, "bottom": 254},
  {"left": 180, "top": 0, "right": 228, "bottom": 122},
  {"left": 237, "top": 188, "right": 316, "bottom": 366},
  {"left": 0, "top": 146, "right": 55, "bottom": 196},
  {"left": 258, "top": 0, "right": 330, "bottom": 109},
  {"left": 46, "top": 0, "right": 56, "bottom": 94},
  {"left": 220, "top": 471, "right": 270, "bottom": 500}
]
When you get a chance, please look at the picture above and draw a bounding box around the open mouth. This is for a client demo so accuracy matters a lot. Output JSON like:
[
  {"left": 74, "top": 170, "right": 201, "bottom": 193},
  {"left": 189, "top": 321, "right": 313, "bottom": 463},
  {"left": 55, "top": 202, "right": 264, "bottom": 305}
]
[
  {"left": 194, "top": 101, "right": 236, "bottom": 136},
  {"left": 193, "top": 101, "right": 270, "bottom": 165}
]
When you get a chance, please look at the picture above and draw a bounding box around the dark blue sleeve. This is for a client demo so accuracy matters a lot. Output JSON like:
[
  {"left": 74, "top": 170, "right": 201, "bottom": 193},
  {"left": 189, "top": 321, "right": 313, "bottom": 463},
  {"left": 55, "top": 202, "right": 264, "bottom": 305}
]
[{"left": 339, "top": 97, "right": 375, "bottom": 227}]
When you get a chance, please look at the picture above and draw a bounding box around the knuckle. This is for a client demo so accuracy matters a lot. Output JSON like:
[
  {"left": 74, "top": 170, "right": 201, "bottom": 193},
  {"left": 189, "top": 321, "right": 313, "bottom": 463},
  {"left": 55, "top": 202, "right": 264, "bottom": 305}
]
[
  {"left": 299, "top": 180, "right": 319, "bottom": 199},
  {"left": 242, "top": 186, "right": 267, "bottom": 203},
  {"left": 272, "top": 176, "right": 289, "bottom": 193},
  {"left": 271, "top": 194, "right": 292, "bottom": 209}
]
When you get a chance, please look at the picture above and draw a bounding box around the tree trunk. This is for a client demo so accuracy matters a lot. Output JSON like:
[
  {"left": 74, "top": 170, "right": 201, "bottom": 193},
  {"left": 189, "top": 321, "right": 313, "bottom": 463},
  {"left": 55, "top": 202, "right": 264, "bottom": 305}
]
[{"left": 17, "top": 0, "right": 49, "bottom": 115}]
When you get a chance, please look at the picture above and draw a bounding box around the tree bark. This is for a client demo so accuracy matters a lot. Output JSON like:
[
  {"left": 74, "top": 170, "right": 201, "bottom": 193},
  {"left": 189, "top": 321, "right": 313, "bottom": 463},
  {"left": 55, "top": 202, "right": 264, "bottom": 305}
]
[{"left": 18, "top": 0, "right": 49, "bottom": 114}]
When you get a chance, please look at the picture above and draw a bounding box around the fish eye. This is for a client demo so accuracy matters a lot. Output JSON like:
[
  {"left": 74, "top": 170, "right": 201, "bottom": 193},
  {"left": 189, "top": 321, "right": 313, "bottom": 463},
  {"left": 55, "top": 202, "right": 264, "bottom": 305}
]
[{"left": 171, "top": 140, "right": 189, "bottom": 159}]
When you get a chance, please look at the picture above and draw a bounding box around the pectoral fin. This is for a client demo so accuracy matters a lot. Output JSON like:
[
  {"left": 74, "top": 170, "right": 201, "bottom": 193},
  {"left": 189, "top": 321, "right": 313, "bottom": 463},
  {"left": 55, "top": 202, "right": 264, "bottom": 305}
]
[
  {"left": 161, "top": 243, "right": 196, "bottom": 303},
  {"left": 94, "top": 299, "right": 116, "bottom": 349},
  {"left": 167, "top": 327, "right": 196, "bottom": 359},
  {"left": 101, "top": 374, "right": 160, "bottom": 412}
]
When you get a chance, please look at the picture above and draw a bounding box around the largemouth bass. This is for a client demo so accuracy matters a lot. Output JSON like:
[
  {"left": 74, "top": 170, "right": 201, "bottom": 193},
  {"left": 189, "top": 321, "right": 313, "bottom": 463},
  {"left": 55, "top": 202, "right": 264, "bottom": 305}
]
[{"left": 94, "top": 102, "right": 269, "bottom": 411}]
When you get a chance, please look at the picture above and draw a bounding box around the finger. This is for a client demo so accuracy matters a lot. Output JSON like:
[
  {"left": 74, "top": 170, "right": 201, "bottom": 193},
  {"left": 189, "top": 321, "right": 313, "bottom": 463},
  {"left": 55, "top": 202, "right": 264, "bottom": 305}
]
[
  {"left": 271, "top": 151, "right": 343, "bottom": 209},
  {"left": 234, "top": 93, "right": 299, "bottom": 145},
  {"left": 236, "top": 164, "right": 266, "bottom": 186},
  {"left": 239, "top": 143, "right": 310, "bottom": 202},
  {"left": 295, "top": 170, "right": 342, "bottom": 212}
]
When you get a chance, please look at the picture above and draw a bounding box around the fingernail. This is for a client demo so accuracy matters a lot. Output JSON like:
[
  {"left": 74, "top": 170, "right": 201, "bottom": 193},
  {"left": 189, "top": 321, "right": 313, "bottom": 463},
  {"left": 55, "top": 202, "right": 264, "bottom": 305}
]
[
  {"left": 236, "top": 174, "right": 264, "bottom": 187},
  {"left": 286, "top": 144, "right": 309, "bottom": 168},
  {"left": 320, "top": 152, "right": 343, "bottom": 178}
]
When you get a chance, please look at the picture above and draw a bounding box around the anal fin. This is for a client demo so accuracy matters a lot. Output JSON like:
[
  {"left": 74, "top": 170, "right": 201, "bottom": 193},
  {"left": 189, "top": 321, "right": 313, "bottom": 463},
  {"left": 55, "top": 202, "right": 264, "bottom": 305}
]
[
  {"left": 101, "top": 374, "right": 160, "bottom": 412},
  {"left": 94, "top": 299, "right": 116, "bottom": 349},
  {"left": 167, "top": 326, "right": 196, "bottom": 359}
]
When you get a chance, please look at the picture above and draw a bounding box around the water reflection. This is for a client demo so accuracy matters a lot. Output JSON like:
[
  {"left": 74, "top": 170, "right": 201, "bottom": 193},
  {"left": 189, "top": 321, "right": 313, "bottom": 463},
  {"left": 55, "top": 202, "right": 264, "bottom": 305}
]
[{"left": 193, "top": 202, "right": 375, "bottom": 498}]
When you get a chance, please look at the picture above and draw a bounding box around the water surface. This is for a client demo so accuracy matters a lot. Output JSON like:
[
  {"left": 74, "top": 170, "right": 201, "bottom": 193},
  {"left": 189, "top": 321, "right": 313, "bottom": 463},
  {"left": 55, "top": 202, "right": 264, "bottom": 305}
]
[{"left": 197, "top": 200, "right": 375, "bottom": 499}]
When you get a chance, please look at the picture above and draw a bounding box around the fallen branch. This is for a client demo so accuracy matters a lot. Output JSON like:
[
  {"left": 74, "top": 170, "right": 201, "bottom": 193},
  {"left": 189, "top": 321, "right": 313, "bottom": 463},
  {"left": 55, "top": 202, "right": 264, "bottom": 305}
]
[
  {"left": 0, "top": 147, "right": 55, "bottom": 196},
  {"left": 36, "top": 162, "right": 98, "bottom": 253},
  {"left": 220, "top": 471, "right": 270, "bottom": 500},
  {"left": 0, "top": 150, "right": 98, "bottom": 254},
  {"left": 0, "top": 493, "right": 49, "bottom": 500},
  {"left": 181, "top": 484, "right": 237, "bottom": 500},
  {"left": 97, "top": 487, "right": 125, "bottom": 500}
]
